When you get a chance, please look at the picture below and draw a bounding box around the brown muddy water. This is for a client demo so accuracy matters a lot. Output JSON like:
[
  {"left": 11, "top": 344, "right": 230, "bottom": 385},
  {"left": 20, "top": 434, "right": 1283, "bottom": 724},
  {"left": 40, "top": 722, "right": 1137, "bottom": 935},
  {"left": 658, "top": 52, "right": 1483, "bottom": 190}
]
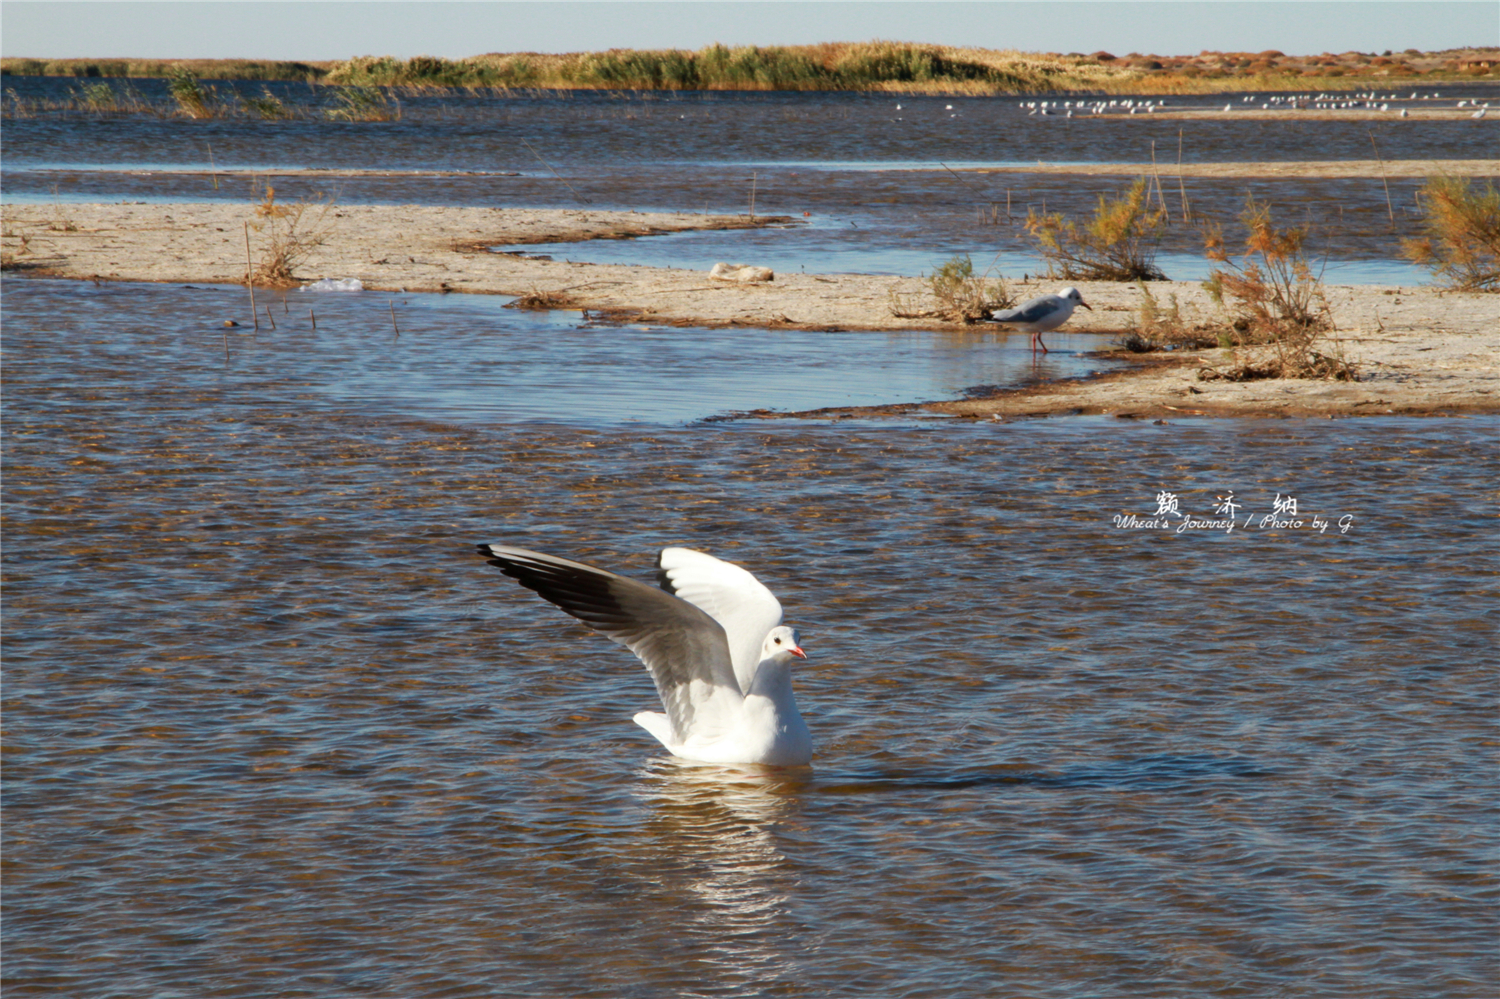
[{"left": 3, "top": 272, "right": 1497, "bottom": 997}]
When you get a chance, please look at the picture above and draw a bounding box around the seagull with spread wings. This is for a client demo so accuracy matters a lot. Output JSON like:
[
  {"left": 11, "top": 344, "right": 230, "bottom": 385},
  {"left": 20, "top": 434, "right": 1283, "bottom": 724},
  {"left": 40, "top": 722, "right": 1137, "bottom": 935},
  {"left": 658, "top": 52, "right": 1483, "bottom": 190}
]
[{"left": 477, "top": 545, "right": 813, "bottom": 766}]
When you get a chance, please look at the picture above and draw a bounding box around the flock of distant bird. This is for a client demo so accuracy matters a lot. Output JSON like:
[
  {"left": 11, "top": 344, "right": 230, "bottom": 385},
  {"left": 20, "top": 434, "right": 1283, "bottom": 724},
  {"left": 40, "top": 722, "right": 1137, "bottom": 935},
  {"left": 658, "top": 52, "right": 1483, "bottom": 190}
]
[
  {"left": 995, "top": 90, "right": 1492, "bottom": 118},
  {"left": 1020, "top": 98, "right": 1168, "bottom": 116},
  {"left": 1233, "top": 90, "right": 1491, "bottom": 117}
]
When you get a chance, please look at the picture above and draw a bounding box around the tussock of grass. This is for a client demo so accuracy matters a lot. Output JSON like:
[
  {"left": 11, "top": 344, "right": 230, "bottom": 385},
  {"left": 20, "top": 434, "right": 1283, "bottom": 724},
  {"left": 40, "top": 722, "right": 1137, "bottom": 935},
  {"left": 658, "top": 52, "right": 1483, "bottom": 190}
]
[
  {"left": 1402, "top": 176, "right": 1500, "bottom": 292},
  {"left": 168, "top": 68, "right": 216, "bottom": 118},
  {"left": 891, "top": 254, "right": 1012, "bottom": 322},
  {"left": 242, "top": 87, "right": 291, "bottom": 120},
  {"left": 1118, "top": 280, "right": 1222, "bottom": 350}
]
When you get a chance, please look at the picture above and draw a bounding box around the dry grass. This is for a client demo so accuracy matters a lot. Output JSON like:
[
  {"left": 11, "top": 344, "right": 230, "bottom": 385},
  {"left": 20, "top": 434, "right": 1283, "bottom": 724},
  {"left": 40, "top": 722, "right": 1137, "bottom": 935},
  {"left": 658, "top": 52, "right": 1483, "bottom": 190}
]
[
  {"left": 1116, "top": 280, "right": 1224, "bottom": 350},
  {"left": 1025, "top": 178, "right": 1170, "bottom": 282},
  {"left": 0, "top": 229, "right": 29, "bottom": 270},
  {"left": 1, "top": 57, "right": 332, "bottom": 81},
  {"left": 1198, "top": 346, "right": 1357, "bottom": 382},
  {"left": 506, "top": 288, "right": 579, "bottom": 310},
  {"left": 1402, "top": 176, "right": 1500, "bottom": 292},
  {"left": 248, "top": 186, "right": 337, "bottom": 287}
]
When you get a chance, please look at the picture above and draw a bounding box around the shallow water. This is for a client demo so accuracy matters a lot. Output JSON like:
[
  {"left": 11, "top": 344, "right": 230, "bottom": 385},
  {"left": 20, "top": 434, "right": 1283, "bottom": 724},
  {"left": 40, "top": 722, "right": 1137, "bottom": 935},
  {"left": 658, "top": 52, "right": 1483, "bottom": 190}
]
[
  {"left": 5, "top": 83, "right": 1496, "bottom": 274},
  {"left": 4, "top": 267, "right": 1498, "bottom": 997},
  {"left": 0, "top": 278, "right": 1111, "bottom": 423},
  {"left": 500, "top": 227, "right": 1432, "bottom": 285}
]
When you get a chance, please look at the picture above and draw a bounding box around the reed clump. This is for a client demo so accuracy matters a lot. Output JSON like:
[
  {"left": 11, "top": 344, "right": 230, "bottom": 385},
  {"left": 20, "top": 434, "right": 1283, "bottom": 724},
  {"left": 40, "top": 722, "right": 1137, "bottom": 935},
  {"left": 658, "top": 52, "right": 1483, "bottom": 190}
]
[
  {"left": 6, "top": 79, "right": 160, "bottom": 117},
  {"left": 167, "top": 68, "right": 218, "bottom": 118},
  {"left": 74, "top": 80, "right": 122, "bottom": 112},
  {"left": 248, "top": 186, "right": 337, "bottom": 287},
  {"left": 324, "top": 85, "right": 399, "bottom": 121},
  {"left": 1401, "top": 176, "right": 1500, "bottom": 292},
  {"left": 241, "top": 87, "right": 291, "bottom": 120},
  {"left": 1025, "top": 178, "right": 1170, "bottom": 282}
]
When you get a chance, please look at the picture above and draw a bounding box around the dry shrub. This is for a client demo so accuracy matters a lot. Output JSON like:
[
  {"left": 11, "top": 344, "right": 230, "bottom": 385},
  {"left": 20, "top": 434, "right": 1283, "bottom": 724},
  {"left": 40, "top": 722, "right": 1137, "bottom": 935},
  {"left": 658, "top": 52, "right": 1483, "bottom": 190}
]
[
  {"left": 249, "top": 186, "right": 336, "bottom": 286},
  {"left": 1203, "top": 195, "right": 1331, "bottom": 340},
  {"left": 1402, "top": 176, "right": 1500, "bottom": 292},
  {"left": 1196, "top": 198, "right": 1356, "bottom": 380},
  {"left": 1024, "top": 177, "right": 1169, "bottom": 281},
  {"left": 891, "top": 254, "right": 1012, "bottom": 321}
]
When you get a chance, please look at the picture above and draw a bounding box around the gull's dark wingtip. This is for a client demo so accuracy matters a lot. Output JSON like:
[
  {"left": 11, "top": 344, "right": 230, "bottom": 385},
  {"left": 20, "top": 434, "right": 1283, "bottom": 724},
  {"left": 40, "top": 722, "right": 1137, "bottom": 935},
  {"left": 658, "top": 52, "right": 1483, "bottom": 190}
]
[{"left": 476, "top": 543, "right": 533, "bottom": 580}]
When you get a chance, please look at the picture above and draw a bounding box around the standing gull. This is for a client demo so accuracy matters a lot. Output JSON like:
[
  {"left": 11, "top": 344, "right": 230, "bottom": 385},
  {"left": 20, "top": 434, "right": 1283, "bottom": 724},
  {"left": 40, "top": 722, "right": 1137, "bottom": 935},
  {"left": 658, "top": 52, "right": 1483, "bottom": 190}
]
[
  {"left": 985, "top": 287, "right": 1091, "bottom": 353},
  {"left": 477, "top": 544, "right": 813, "bottom": 766}
]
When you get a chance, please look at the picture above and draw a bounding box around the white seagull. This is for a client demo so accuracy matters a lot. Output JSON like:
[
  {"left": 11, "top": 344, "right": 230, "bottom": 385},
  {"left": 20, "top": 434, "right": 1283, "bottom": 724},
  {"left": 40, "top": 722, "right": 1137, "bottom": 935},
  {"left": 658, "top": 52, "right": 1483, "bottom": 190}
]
[
  {"left": 477, "top": 544, "right": 813, "bottom": 766},
  {"left": 986, "top": 287, "right": 1091, "bottom": 352}
]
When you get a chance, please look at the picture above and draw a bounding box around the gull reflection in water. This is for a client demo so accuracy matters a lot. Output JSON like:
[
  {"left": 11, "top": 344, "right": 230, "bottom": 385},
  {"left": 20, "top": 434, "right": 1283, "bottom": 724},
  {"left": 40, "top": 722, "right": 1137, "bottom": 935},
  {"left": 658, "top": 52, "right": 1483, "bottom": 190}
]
[{"left": 633, "top": 758, "right": 812, "bottom": 989}]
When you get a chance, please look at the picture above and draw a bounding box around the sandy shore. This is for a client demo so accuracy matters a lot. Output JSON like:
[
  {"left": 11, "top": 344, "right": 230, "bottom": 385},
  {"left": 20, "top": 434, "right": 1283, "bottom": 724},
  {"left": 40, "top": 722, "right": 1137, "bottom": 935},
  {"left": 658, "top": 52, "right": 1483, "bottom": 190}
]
[{"left": 4, "top": 200, "right": 1496, "bottom": 419}]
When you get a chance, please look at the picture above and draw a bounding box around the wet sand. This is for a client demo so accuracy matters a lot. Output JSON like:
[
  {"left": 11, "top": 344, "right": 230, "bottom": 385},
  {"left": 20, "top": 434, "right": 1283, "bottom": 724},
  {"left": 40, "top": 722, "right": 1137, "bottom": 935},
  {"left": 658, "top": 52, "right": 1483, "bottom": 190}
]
[{"left": 4, "top": 200, "right": 1497, "bottom": 419}]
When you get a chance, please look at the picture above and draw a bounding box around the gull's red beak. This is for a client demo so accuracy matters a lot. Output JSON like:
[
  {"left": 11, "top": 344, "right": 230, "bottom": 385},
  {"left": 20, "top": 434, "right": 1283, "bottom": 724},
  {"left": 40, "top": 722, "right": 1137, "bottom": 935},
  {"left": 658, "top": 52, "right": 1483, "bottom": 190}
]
[
  {"left": 1078, "top": 298, "right": 1093, "bottom": 311},
  {"left": 790, "top": 646, "right": 807, "bottom": 660}
]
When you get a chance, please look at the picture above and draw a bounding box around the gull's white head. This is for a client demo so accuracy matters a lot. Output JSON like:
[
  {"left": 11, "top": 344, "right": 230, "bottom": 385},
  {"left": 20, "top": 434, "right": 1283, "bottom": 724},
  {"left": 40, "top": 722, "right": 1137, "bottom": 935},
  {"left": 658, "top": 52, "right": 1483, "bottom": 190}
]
[
  {"left": 763, "top": 626, "right": 806, "bottom": 661},
  {"left": 1059, "top": 287, "right": 1092, "bottom": 311}
]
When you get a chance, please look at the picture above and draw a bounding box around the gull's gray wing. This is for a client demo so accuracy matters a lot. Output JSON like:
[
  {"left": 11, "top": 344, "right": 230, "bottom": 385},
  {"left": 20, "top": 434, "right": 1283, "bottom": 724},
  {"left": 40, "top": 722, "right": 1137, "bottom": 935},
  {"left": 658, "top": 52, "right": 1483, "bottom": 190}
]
[
  {"left": 990, "top": 294, "right": 1063, "bottom": 324},
  {"left": 477, "top": 544, "right": 742, "bottom": 737}
]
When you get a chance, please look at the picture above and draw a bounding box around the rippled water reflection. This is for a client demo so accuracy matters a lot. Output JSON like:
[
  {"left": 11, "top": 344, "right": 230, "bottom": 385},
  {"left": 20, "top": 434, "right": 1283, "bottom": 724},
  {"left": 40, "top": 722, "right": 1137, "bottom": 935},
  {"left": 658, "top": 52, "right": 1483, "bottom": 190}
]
[{"left": 4, "top": 271, "right": 1496, "bottom": 997}]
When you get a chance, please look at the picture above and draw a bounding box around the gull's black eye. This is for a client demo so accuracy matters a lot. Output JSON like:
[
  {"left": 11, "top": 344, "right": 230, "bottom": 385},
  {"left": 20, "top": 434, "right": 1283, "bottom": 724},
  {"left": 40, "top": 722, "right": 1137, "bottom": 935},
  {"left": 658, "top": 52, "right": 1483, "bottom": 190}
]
[{"left": 774, "top": 637, "right": 782, "bottom": 644}]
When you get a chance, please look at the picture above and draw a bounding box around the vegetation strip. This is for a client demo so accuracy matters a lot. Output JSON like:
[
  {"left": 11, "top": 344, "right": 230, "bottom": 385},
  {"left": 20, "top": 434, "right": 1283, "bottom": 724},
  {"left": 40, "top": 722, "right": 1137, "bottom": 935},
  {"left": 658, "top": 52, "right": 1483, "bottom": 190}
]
[{"left": 5, "top": 43, "right": 1496, "bottom": 94}]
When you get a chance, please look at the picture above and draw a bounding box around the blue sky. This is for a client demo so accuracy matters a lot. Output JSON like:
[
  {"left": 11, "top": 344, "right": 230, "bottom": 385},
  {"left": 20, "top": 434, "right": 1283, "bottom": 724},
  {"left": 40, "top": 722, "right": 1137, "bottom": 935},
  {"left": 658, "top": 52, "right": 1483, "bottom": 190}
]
[{"left": 3, "top": 2, "right": 1494, "bottom": 61}]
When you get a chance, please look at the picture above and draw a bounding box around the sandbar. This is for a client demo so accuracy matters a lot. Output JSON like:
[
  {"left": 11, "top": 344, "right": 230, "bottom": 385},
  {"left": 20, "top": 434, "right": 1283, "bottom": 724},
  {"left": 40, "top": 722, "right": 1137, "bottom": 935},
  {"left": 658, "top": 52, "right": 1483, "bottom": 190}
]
[{"left": 4, "top": 200, "right": 1496, "bottom": 419}]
